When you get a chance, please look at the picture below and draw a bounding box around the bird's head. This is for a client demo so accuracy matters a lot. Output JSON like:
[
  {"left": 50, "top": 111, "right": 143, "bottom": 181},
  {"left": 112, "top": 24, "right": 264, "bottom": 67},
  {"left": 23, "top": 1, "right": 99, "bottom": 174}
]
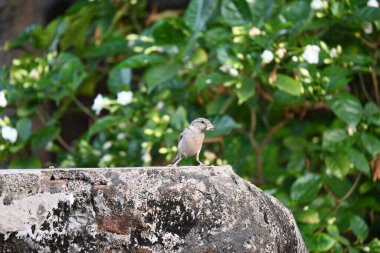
[{"left": 190, "top": 118, "right": 214, "bottom": 132}]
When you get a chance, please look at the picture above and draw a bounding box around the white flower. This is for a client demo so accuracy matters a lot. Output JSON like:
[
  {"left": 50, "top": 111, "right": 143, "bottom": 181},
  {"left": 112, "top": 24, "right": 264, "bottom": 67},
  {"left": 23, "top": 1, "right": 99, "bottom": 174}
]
[
  {"left": 103, "top": 141, "right": 113, "bottom": 150},
  {"left": 91, "top": 94, "right": 107, "bottom": 115},
  {"left": 156, "top": 101, "right": 164, "bottom": 110},
  {"left": 142, "top": 150, "right": 152, "bottom": 163},
  {"left": 275, "top": 48, "right": 287, "bottom": 59},
  {"left": 100, "top": 154, "right": 113, "bottom": 163},
  {"left": 311, "top": 0, "right": 324, "bottom": 10},
  {"left": 302, "top": 45, "right": 320, "bottom": 64},
  {"left": 2, "top": 126, "right": 18, "bottom": 143},
  {"left": 362, "top": 22, "right": 373, "bottom": 34},
  {"left": 261, "top": 50, "right": 274, "bottom": 64},
  {"left": 117, "top": 91, "right": 133, "bottom": 106},
  {"left": 367, "top": 0, "right": 379, "bottom": 7},
  {"left": 29, "top": 69, "right": 40, "bottom": 79},
  {"left": 0, "top": 91, "right": 7, "bottom": 108},
  {"left": 347, "top": 126, "right": 356, "bottom": 136},
  {"left": 219, "top": 65, "right": 229, "bottom": 73},
  {"left": 292, "top": 56, "right": 298, "bottom": 62},
  {"left": 229, "top": 68, "right": 239, "bottom": 77},
  {"left": 117, "top": 133, "right": 126, "bottom": 140},
  {"left": 249, "top": 27, "right": 262, "bottom": 37},
  {"left": 329, "top": 48, "right": 338, "bottom": 58}
]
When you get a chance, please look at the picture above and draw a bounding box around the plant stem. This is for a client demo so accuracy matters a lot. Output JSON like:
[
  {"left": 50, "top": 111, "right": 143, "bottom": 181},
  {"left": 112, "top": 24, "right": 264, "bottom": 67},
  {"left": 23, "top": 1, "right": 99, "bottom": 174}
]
[
  {"left": 359, "top": 73, "right": 373, "bottom": 103},
  {"left": 72, "top": 97, "right": 97, "bottom": 120},
  {"left": 334, "top": 174, "right": 362, "bottom": 213},
  {"left": 371, "top": 49, "right": 379, "bottom": 105},
  {"left": 36, "top": 107, "right": 73, "bottom": 153}
]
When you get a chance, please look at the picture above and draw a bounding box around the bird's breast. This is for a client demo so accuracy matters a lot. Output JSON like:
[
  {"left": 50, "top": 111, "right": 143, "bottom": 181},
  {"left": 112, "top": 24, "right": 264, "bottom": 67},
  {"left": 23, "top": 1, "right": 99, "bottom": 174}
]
[{"left": 178, "top": 132, "right": 205, "bottom": 158}]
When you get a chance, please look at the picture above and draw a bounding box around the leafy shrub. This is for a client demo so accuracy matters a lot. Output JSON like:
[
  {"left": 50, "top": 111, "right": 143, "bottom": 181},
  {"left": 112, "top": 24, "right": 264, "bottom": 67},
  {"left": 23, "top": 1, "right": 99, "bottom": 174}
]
[{"left": 1, "top": 0, "right": 380, "bottom": 251}]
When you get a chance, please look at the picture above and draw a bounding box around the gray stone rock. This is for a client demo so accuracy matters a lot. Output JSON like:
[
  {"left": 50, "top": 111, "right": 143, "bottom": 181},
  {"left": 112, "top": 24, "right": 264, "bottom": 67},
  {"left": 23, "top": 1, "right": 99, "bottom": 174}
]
[{"left": 0, "top": 166, "right": 308, "bottom": 253}]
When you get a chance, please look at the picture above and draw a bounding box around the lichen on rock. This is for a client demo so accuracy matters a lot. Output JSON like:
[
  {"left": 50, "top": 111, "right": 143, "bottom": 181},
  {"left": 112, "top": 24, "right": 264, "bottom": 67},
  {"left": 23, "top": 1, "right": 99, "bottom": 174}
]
[{"left": 0, "top": 166, "right": 307, "bottom": 253}]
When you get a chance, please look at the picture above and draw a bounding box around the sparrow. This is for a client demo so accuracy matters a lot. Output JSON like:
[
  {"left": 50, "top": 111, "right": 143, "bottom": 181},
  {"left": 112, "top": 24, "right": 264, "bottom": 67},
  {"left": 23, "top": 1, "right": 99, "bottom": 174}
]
[{"left": 168, "top": 118, "right": 214, "bottom": 167}]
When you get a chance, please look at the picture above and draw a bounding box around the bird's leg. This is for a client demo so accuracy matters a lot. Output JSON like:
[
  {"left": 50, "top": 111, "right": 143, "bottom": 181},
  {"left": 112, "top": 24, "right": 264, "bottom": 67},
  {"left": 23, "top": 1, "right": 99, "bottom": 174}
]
[
  {"left": 196, "top": 150, "right": 204, "bottom": 166},
  {"left": 168, "top": 154, "right": 181, "bottom": 167},
  {"left": 172, "top": 157, "right": 182, "bottom": 167}
]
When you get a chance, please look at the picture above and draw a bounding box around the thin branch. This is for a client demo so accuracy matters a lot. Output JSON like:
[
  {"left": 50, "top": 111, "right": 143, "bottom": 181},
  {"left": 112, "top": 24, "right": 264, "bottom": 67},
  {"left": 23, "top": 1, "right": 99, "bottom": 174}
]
[
  {"left": 371, "top": 49, "right": 379, "bottom": 105},
  {"left": 72, "top": 97, "right": 96, "bottom": 120},
  {"left": 334, "top": 174, "right": 362, "bottom": 213},
  {"left": 247, "top": 108, "right": 263, "bottom": 184},
  {"left": 359, "top": 73, "right": 374, "bottom": 103},
  {"left": 36, "top": 107, "right": 73, "bottom": 153},
  {"left": 261, "top": 118, "right": 290, "bottom": 149},
  {"left": 360, "top": 37, "right": 377, "bottom": 49},
  {"left": 56, "top": 136, "right": 74, "bottom": 153},
  {"left": 249, "top": 108, "right": 258, "bottom": 138},
  {"left": 258, "top": 85, "right": 274, "bottom": 103}
]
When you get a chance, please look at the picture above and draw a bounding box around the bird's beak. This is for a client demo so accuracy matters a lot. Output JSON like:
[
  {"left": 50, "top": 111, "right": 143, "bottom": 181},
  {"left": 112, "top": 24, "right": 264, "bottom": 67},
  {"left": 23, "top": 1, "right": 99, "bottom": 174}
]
[{"left": 206, "top": 123, "right": 214, "bottom": 131}]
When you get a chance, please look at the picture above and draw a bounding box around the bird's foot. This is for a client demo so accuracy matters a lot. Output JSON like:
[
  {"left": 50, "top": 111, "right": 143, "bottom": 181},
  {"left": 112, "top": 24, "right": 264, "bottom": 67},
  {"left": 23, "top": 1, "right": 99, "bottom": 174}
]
[
  {"left": 167, "top": 164, "right": 177, "bottom": 167},
  {"left": 198, "top": 162, "right": 205, "bottom": 166}
]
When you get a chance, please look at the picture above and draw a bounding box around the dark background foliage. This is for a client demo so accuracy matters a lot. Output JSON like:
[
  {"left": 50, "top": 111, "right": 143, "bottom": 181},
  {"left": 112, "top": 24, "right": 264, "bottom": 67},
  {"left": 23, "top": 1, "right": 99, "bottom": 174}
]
[{"left": 1, "top": 0, "right": 380, "bottom": 251}]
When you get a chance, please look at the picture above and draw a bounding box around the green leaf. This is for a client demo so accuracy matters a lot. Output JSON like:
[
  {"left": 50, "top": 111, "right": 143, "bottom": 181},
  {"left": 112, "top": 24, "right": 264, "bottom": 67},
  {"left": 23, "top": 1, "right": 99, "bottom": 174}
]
[
  {"left": 118, "top": 54, "right": 167, "bottom": 68},
  {"left": 143, "top": 63, "right": 180, "bottom": 92},
  {"left": 283, "top": 136, "right": 308, "bottom": 151},
  {"left": 83, "top": 39, "right": 127, "bottom": 58},
  {"left": 221, "top": 0, "right": 252, "bottom": 26},
  {"left": 306, "top": 233, "right": 335, "bottom": 252},
  {"left": 209, "top": 115, "right": 240, "bottom": 136},
  {"left": 367, "top": 238, "right": 380, "bottom": 253},
  {"left": 9, "top": 157, "right": 41, "bottom": 169},
  {"left": 190, "top": 48, "right": 208, "bottom": 65},
  {"left": 273, "top": 90, "right": 304, "bottom": 105},
  {"left": 195, "top": 72, "right": 230, "bottom": 93},
  {"left": 325, "top": 153, "right": 351, "bottom": 179},
  {"left": 184, "top": 0, "right": 218, "bottom": 31},
  {"left": 291, "top": 173, "right": 321, "bottom": 203},
  {"left": 364, "top": 102, "right": 380, "bottom": 126},
  {"left": 16, "top": 118, "right": 32, "bottom": 141},
  {"left": 216, "top": 45, "right": 236, "bottom": 64},
  {"left": 325, "top": 175, "right": 351, "bottom": 198},
  {"left": 172, "top": 106, "right": 188, "bottom": 130},
  {"left": 234, "top": 79, "right": 255, "bottom": 105},
  {"left": 86, "top": 115, "right": 130, "bottom": 140},
  {"left": 322, "top": 129, "right": 348, "bottom": 150},
  {"left": 350, "top": 215, "right": 369, "bottom": 242},
  {"left": 323, "top": 66, "right": 351, "bottom": 91},
  {"left": 274, "top": 74, "right": 303, "bottom": 96},
  {"left": 361, "top": 133, "right": 380, "bottom": 157},
  {"left": 353, "top": 7, "right": 380, "bottom": 22},
  {"left": 206, "top": 94, "right": 233, "bottom": 115},
  {"left": 31, "top": 126, "right": 60, "bottom": 152},
  {"left": 151, "top": 19, "right": 188, "bottom": 45},
  {"left": 347, "top": 148, "right": 370, "bottom": 175},
  {"left": 55, "top": 53, "right": 87, "bottom": 93},
  {"left": 107, "top": 67, "right": 131, "bottom": 94},
  {"left": 280, "top": 1, "right": 312, "bottom": 35},
  {"left": 297, "top": 209, "right": 320, "bottom": 224},
  {"left": 205, "top": 27, "right": 231, "bottom": 48},
  {"left": 326, "top": 93, "right": 362, "bottom": 127},
  {"left": 327, "top": 224, "right": 340, "bottom": 238}
]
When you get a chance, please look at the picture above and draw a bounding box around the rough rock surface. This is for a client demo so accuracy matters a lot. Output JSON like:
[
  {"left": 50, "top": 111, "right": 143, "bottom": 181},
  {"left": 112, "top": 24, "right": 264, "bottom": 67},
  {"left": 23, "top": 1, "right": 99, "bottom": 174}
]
[{"left": 0, "top": 166, "right": 307, "bottom": 253}]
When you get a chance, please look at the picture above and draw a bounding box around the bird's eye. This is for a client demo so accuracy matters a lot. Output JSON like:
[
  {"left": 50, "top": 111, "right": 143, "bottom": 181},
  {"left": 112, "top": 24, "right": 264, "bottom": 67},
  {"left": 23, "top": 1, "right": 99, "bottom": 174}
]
[{"left": 201, "top": 120, "right": 205, "bottom": 123}]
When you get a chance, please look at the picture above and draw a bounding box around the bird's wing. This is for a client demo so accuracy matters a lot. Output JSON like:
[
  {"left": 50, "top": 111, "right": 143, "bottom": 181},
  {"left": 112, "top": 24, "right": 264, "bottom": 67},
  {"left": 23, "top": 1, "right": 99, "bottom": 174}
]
[{"left": 178, "top": 127, "right": 189, "bottom": 143}]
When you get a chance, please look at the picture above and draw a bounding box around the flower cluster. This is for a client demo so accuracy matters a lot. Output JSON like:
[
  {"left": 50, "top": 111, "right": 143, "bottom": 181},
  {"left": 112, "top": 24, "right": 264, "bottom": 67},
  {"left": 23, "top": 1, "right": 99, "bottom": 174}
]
[
  {"left": 1, "top": 126, "right": 18, "bottom": 143},
  {"left": 91, "top": 91, "right": 134, "bottom": 115},
  {"left": 0, "top": 90, "right": 7, "bottom": 108}
]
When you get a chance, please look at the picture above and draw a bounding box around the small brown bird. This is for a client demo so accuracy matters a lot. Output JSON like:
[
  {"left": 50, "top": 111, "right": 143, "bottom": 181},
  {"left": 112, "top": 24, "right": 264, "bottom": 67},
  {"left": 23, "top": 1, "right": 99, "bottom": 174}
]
[{"left": 169, "top": 118, "right": 214, "bottom": 167}]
